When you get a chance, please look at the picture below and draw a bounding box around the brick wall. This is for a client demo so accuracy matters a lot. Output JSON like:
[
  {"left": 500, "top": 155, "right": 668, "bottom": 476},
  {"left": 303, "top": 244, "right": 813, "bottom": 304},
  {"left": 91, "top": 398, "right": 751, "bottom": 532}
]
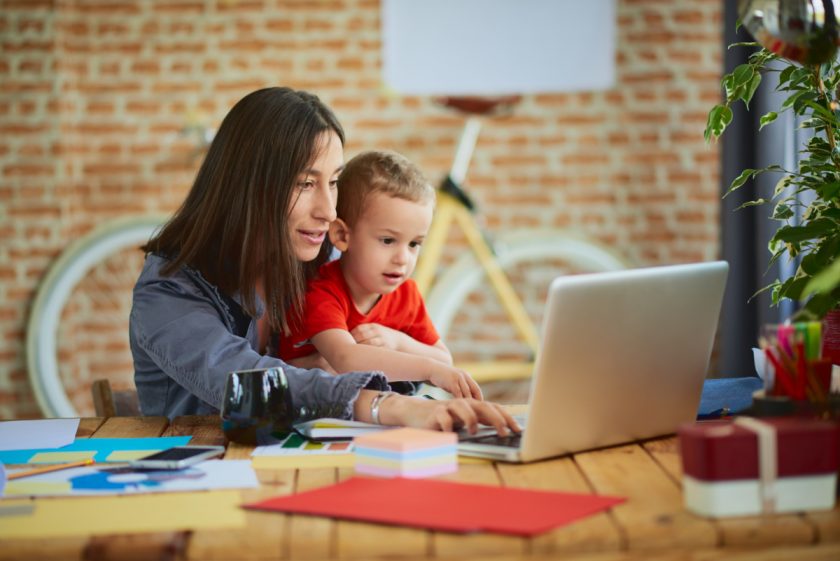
[{"left": 0, "top": 0, "right": 723, "bottom": 419}]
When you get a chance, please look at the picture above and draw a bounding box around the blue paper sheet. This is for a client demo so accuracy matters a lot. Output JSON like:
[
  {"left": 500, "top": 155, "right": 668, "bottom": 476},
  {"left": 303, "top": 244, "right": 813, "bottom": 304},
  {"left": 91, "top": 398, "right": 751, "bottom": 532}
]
[
  {"left": 0, "top": 436, "right": 191, "bottom": 464},
  {"left": 697, "top": 377, "right": 763, "bottom": 419}
]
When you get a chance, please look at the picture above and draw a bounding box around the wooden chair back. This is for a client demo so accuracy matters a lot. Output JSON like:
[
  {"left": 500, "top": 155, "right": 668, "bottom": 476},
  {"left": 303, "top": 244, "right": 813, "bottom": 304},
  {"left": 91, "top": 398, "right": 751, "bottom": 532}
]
[{"left": 91, "top": 379, "right": 141, "bottom": 417}]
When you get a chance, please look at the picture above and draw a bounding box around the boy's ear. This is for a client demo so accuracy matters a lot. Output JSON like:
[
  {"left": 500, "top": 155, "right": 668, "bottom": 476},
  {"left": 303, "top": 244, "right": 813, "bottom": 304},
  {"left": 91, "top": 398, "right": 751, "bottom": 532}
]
[{"left": 329, "top": 218, "right": 351, "bottom": 252}]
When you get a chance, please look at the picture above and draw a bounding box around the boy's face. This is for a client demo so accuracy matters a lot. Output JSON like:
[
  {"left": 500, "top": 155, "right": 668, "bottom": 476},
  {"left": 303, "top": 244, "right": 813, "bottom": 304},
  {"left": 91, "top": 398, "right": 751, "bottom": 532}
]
[{"left": 338, "top": 192, "right": 433, "bottom": 298}]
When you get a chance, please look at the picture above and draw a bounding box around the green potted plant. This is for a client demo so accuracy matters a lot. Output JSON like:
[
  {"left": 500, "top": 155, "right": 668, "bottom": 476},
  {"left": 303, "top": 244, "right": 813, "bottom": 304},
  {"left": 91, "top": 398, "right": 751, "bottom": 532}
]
[{"left": 705, "top": 10, "right": 840, "bottom": 358}]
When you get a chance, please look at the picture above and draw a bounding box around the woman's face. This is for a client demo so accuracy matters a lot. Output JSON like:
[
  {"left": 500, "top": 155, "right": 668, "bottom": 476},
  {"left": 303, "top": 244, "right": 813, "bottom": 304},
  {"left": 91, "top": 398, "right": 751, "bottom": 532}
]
[{"left": 288, "top": 131, "right": 344, "bottom": 262}]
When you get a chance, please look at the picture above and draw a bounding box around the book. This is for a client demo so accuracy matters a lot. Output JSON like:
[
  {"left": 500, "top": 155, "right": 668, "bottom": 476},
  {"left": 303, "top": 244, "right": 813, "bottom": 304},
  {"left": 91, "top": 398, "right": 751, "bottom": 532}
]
[{"left": 293, "top": 418, "right": 388, "bottom": 441}]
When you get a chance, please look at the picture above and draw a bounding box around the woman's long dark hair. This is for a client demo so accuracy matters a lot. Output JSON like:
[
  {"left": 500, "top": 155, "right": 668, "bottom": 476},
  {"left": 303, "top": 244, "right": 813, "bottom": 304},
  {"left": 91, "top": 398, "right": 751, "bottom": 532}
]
[{"left": 143, "top": 87, "right": 345, "bottom": 332}]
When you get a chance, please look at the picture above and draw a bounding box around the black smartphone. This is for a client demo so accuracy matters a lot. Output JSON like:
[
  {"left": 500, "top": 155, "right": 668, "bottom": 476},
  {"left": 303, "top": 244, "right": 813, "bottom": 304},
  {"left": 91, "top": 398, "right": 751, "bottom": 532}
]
[{"left": 128, "top": 445, "right": 225, "bottom": 470}]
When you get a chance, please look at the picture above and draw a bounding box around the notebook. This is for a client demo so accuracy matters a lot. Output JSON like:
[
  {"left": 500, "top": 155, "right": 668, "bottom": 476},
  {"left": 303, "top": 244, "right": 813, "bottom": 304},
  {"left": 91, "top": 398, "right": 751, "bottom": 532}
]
[{"left": 458, "top": 261, "right": 729, "bottom": 463}]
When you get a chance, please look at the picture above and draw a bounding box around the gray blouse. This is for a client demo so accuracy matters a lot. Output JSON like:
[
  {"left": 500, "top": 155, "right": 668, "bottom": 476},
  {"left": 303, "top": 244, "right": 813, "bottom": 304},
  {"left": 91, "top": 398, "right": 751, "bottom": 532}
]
[{"left": 130, "top": 254, "right": 388, "bottom": 419}]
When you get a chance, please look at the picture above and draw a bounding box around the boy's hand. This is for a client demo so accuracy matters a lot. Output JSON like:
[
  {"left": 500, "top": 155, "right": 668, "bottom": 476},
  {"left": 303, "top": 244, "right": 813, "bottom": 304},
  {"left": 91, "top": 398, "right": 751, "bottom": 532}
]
[
  {"left": 428, "top": 366, "right": 483, "bottom": 400},
  {"left": 350, "top": 323, "right": 404, "bottom": 350}
]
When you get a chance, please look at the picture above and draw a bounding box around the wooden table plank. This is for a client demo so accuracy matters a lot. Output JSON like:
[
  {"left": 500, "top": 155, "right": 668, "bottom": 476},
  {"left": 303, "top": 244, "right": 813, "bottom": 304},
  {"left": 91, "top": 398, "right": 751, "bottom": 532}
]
[
  {"left": 350, "top": 543, "right": 840, "bottom": 561},
  {"left": 222, "top": 441, "right": 253, "bottom": 460},
  {"left": 164, "top": 415, "right": 225, "bottom": 446},
  {"left": 187, "top": 437, "right": 292, "bottom": 561},
  {"left": 432, "top": 462, "right": 527, "bottom": 557},
  {"left": 81, "top": 416, "right": 174, "bottom": 561},
  {"left": 498, "top": 456, "right": 623, "bottom": 554},
  {"left": 336, "top": 519, "right": 430, "bottom": 559},
  {"left": 334, "top": 468, "right": 430, "bottom": 559},
  {"left": 641, "top": 437, "right": 682, "bottom": 482},
  {"left": 0, "top": 538, "right": 88, "bottom": 561},
  {"left": 575, "top": 443, "right": 719, "bottom": 550},
  {"left": 288, "top": 468, "right": 339, "bottom": 559},
  {"left": 84, "top": 531, "right": 188, "bottom": 561},
  {"left": 186, "top": 487, "right": 285, "bottom": 561},
  {"left": 643, "top": 435, "right": 817, "bottom": 547},
  {"left": 89, "top": 416, "right": 169, "bottom": 438},
  {"left": 77, "top": 417, "right": 105, "bottom": 438},
  {"left": 806, "top": 509, "right": 840, "bottom": 543}
]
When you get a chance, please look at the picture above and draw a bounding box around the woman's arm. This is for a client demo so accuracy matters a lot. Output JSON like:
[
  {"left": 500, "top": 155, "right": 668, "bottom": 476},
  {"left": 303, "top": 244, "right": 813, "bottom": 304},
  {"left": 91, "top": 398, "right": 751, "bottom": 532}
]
[
  {"left": 131, "top": 270, "right": 387, "bottom": 417},
  {"left": 353, "top": 390, "right": 519, "bottom": 435}
]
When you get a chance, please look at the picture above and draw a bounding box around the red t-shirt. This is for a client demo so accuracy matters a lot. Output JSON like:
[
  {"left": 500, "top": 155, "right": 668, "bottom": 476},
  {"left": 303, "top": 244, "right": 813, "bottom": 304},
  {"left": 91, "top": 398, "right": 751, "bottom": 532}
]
[{"left": 279, "top": 260, "right": 440, "bottom": 361}]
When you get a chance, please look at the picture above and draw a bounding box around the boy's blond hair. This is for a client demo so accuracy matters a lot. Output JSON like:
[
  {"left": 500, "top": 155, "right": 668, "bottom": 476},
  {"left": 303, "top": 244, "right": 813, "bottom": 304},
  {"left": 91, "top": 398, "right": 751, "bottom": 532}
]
[{"left": 337, "top": 150, "right": 435, "bottom": 227}]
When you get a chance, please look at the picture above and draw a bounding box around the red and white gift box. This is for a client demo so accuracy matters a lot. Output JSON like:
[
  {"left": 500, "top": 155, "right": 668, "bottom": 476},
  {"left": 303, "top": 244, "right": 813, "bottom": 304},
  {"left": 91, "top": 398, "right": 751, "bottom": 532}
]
[{"left": 678, "top": 417, "right": 839, "bottom": 517}]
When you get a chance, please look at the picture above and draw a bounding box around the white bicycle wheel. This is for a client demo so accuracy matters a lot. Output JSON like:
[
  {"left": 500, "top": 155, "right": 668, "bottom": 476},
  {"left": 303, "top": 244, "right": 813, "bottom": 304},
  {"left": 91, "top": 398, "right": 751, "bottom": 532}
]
[
  {"left": 426, "top": 229, "right": 630, "bottom": 341},
  {"left": 26, "top": 215, "right": 167, "bottom": 418}
]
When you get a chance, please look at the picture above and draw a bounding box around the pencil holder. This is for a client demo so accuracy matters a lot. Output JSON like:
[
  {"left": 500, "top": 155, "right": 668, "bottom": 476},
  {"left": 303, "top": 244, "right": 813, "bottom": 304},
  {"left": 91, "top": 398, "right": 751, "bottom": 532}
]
[{"left": 220, "top": 367, "right": 295, "bottom": 445}]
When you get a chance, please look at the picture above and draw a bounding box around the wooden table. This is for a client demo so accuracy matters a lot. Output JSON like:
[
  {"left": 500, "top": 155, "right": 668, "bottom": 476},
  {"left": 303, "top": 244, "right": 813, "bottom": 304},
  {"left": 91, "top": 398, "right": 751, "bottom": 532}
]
[{"left": 2, "top": 415, "right": 839, "bottom": 561}]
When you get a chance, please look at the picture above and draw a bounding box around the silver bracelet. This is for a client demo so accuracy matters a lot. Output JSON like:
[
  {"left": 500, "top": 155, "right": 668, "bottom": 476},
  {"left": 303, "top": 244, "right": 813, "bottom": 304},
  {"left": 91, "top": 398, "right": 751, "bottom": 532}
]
[{"left": 370, "top": 391, "right": 396, "bottom": 425}]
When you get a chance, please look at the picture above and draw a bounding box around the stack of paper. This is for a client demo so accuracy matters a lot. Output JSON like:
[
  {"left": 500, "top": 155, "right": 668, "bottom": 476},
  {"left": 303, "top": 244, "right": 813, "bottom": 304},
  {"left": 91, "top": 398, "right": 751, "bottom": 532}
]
[
  {"left": 293, "top": 418, "right": 387, "bottom": 440},
  {"left": 354, "top": 427, "right": 457, "bottom": 478}
]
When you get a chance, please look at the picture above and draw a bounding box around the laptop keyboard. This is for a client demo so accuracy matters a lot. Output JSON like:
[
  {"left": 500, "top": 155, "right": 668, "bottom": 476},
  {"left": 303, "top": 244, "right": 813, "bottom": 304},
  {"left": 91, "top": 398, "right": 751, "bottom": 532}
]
[
  {"left": 457, "top": 415, "right": 527, "bottom": 448},
  {"left": 459, "top": 431, "right": 523, "bottom": 449}
]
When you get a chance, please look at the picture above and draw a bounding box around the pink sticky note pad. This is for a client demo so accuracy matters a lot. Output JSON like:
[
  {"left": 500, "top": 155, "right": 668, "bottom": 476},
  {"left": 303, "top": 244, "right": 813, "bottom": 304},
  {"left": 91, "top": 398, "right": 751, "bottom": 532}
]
[
  {"left": 244, "top": 476, "right": 624, "bottom": 537},
  {"left": 354, "top": 427, "right": 456, "bottom": 452}
]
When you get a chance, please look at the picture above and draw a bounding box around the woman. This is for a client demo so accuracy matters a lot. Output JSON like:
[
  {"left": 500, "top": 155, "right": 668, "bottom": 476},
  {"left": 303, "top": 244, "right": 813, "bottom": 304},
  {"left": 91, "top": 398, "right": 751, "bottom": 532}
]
[{"left": 130, "top": 87, "right": 518, "bottom": 434}]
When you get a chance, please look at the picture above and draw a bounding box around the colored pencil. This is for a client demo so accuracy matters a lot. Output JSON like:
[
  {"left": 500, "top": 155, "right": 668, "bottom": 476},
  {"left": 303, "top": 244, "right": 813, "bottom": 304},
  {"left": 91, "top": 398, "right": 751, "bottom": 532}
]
[
  {"left": 7, "top": 458, "right": 94, "bottom": 481},
  {"left": 763, "top": 346, "right": 797, "bottom": 398}
]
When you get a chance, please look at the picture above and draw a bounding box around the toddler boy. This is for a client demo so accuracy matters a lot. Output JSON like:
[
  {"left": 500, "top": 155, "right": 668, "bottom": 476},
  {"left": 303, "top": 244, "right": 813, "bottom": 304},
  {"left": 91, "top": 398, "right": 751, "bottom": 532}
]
[{"left": 279, "top": 150, "right": 482, "bottom": 399}]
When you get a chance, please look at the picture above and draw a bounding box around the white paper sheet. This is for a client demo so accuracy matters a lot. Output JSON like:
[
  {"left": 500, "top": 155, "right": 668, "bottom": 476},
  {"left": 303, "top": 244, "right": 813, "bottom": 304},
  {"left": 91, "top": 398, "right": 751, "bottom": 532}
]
[
  {"left": 3, "top": 459, "right": 258, "bottom": 497},
  {"left": 382, "top": 0, "right": 616, "bottom": 95},
  {"left": 0, "top": 418, "right": 80, "bottom": 451}
]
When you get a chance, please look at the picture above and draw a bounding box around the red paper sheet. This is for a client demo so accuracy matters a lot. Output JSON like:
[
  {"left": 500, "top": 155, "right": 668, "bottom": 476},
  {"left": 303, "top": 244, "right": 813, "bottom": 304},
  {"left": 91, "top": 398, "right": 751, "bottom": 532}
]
[{"left": 244, "top": 476, "right": 624, "bottom": 537}]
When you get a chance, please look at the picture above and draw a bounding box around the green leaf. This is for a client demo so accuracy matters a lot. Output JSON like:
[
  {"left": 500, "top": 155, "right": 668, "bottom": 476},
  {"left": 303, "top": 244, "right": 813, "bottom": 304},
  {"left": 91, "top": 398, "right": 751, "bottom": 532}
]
[
  {"left": 802, "top": 258, "right": 840, "bottom": 298},
  {"left": 821, "top": 208, "right": 840, "bottom": 220},
  {"left": 727, "top": 41, "right": 759, "bottom": 49},
  {"left": 727, "top": 168, "right": 757, "bottom": 193},
  {"left": 803, "top": 292, "right": 839, "bottom": 317},
  {"left": 816, "top": 181, "right": 840, "bottom": 200},
  {"left": 735, "top": 198, "right": 768, "bottom": 210},
  {"left": 704, "top": 104, "right": 732, "bottom": 142},
  {"left": 777, "top": 65, "right": 796, "bottom": 88},
  {"left": 793, "top": 92, "right": 820, "bottom": 114},
  {"left": 801, "top": 237, "right": 840, "bottom": 274},
  {"left": 773, "top": 175, "right": 793, "bottom": 197},
  {"left": 772, "top": 202, "right": 794, "bottom": 219},
  {"left": 782, "top": 90, "right": 808, "bottom": 110},
  {"left": 750, "top": 281, "right": 778, "bottom": 303},
  {"left": 759, "top": 111, "right": 778, "bottom": 130},
  {"left": 803, "top": 100, "right": 839, "bottom": 124},
  {"left": 788, "top": 67, "right": 813, "bottom": 89},
  {"left": 770, "top": 281, "right": 783, "bottom": 305},
  {"left": 772, "top": 218, "right": 837, "bottom": 243},
  {"left": 726, "top": 64, "right": 755, "bottom": 104},
  {"left": 743, "top": 72, "right": 762, "bottom": 108},
  {"left": 777, "top": 276, "right": 810, "bottom": 301}
]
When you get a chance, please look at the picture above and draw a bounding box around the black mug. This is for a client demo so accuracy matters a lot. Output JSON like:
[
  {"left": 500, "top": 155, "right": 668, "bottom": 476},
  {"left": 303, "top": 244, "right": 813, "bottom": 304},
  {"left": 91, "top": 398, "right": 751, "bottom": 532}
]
[{"left": 220, "top": 367, "right": 295, "bottom": 445}]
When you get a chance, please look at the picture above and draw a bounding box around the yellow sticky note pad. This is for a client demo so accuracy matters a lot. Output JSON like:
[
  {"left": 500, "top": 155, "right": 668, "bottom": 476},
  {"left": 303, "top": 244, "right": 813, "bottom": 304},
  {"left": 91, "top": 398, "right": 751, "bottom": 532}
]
[
  {"left": 0, "top": 490, "right": 246, "bottom": 539},
  {"left": 28, "top": 451, "right": 96, "bottom": 464},
  {"left": 5, "top": 481, "right": 73, "bottom": 496},
  {"left": 106, "top": 450, "right": 157, "bottom": 462},
  {"left": 252, "top": 455, "right": 355, "bottom": 470},
  {"left": 458, "top": 455, "right": 492, "bottom": 465}
]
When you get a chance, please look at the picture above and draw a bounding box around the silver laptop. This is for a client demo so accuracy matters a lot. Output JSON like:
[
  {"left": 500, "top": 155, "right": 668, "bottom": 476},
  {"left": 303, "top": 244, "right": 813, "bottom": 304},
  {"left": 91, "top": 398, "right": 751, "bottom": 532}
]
[{"left": 458, "top": 261, "right": 729, "bottom": 463}]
